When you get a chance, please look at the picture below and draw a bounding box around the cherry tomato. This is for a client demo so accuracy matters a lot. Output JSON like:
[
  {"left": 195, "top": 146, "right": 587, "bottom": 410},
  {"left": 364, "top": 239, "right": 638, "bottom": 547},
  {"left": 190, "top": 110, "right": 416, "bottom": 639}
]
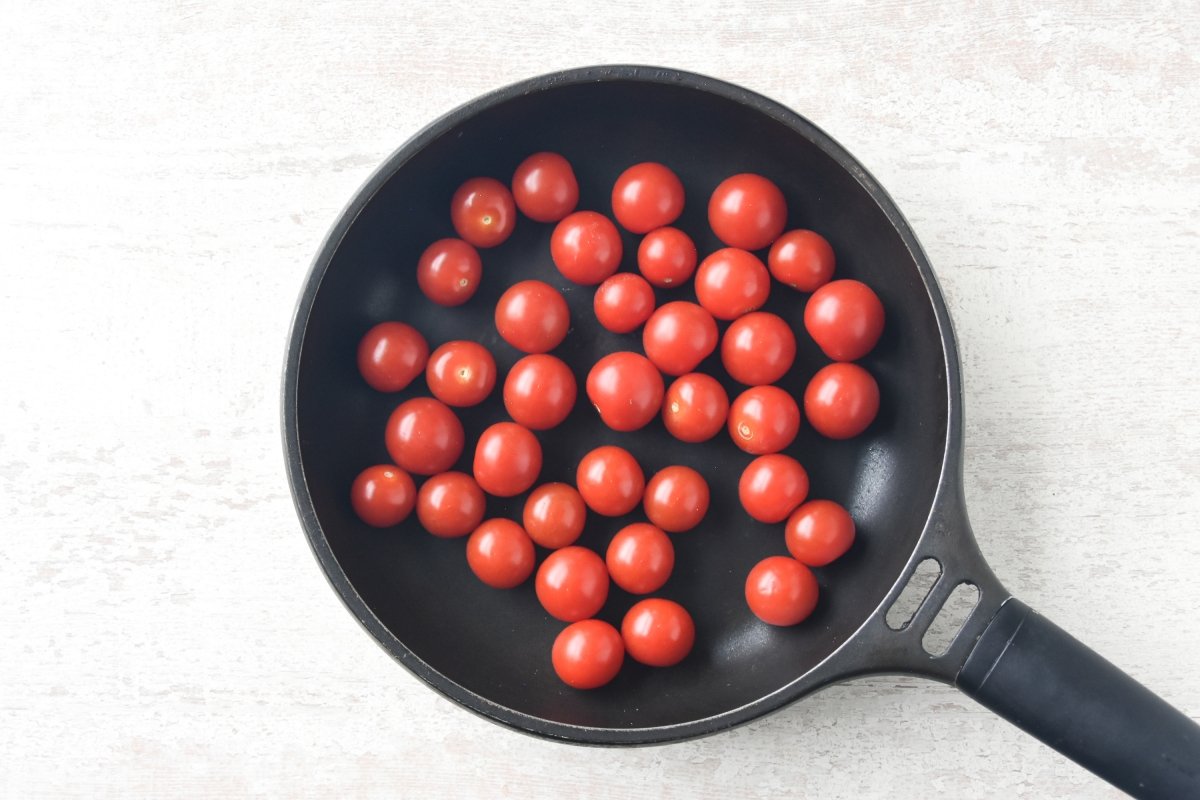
[
  {"left": 512, "top": 152, "right": 579, "bottom": 223},
  {"left": 606, "top": 523, "right": 674, "bottom": 594},
  {"left": 721, "top": 312, "right": 796, "bottom": 386},
  {"left": 594, "top": 272, "right": 656, "bottom": 334},
  {"left": 472, "top": 422, "right": 542, "bottom": 497},
  {"left": 536, "top": 546, "right": 610, "bottom": 622},
  {"left": 621, "top": 598, "right": 695, "bottom": 667},
  {"left": 552, "top": 619, "right": 624, "bottom": 690},
  {"left": 694, "top": 248, "right": 771, "bottom": 320},
  {"left": 728, "top": 385, "right": 800, "bottom": 454},
  {"left": 416, "top": 238, "right": 482, "bottom": 307},
  {"left": 745, "top": 555, "right": 819, "bottom": 626},
  {"left": 495, "top": 280, "right": 570, "bottom": 354},
  {"left": 503, "top": 353, "right": 577, "bottom": 430},
  {"left": 416, "top": 471, "right": 486, "bottom": 538},
  {"left": 576, "top": 445, "right": 644, "bottom": 517},
  {"left": 637, "top": 226, "right": 697, "bottom": 288},
  {"left": 768, "top": 229, "right": 835, "bottom": 292},
  {"left": 357, "top": 322, "right": 428, "bottom": 393},
  {"left": 466, "top": 518, "right": 536, "bottom": 589},
  {"left": 611, "top": 162, "right": 685, "bottom": 233},
  {"left": 708, "top": 173, "right": 787, "bottom": 251},
  {"left": 551, "top": 211, "right": 623, "bottom": 285},
  {"left": 642, "top": 301, "right": 719, "bottom": 376},
  {"left": 738, "top": 454, "right": 809, "bottom": 523},
  {"left": 643, "top": 466, "right": 709, "bottom": 533},
  {"left": 586, "top": 351, "right": 664, "bottom": 432},
  {"left": 786, "top": 499, "right": 856, "bottom": 566},
  {"left": 661, "top": 373, "right": 729, "bottom": 443},
  {"left": 803, "top": 279, "right": 885, "bottom": 361},
  {"left": 450, "top": 177, "right": 516, "bottom": 248},
  {"left": 804, "top": 362, "right": 880, "bottom": 439},
  {"left": 425, "top": 340, "right": 496, "bottom": 407},
  {"left": 350, "top": 464, "right": 416, "bottom": 527},
  {"left": 385, "top": 397, "right": 464, "bottom": 475},
  {"left": 523, "top": 482, "right": 587, "bottom": 549}
]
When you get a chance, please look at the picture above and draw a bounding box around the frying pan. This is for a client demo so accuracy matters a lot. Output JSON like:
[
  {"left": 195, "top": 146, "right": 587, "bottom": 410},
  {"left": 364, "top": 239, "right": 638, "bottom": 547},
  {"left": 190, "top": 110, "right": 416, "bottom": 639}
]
[{"left": 282, "top": 66, "right": 1199, "bottom": 797}]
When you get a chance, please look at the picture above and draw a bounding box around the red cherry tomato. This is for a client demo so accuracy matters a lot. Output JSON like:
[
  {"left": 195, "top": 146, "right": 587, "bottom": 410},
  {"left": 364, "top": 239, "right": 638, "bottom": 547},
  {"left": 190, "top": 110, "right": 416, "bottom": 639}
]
[
  {"left": 586, "top": 351, "right": 664, "bottom": 432},
  {"left": 721, "top": 312, "right": 796, "bottom": 386},
  {"left": 512, "top": 152, "right": 579, "bottom": 223},
  {"left": 357, "top": 322, "right": 428, "bottom": 393},
  {"left": 803, "top": 279, "right": 885, "bottom": 361},
  {"left": 536, "top": 546, "right": 610, "bottom": 622},
  {"left": 450, "top": 177, "right": 516, "bottom": 248},
  {"left": 745, "top": 555, "right": 819, "bottom": 626},
  {"left": 552, "top": 619, "right": 624, "bottom": 689},
  {"left": 416, "top": 471, "right": 486, "bottom": 538},
  {"left": 786, "top": 499, "right": 856, "bottom": 566},
  {"left": 662, "top": 373, "right": 729, "bottom": 443},
  {"left": 694, "top": 248, "right": 771, "bottom": 321},
  {"left": 523, "top": 482, "right": 587, "bottom": 549},
  {"left": 804, "top": 362, "right": 880, "bottom": 439},
  {"left": 466, "top": 518, "right": 536, "bottom": 589},
  {"left": 768, "top": 229, "right": 835, "bottom": 292},
  {"left": 637, "top": 226, "right": 697, "bottom": 288},
  {"left": 503, "top": 353, "right": 577, "bottom": 430},
  {"left": 738, "top": 454, "right": 809, "bottom": 523},
  {"left": 621, "top": 598, "right": 695, "bottom": 667},
  {"left": 416, "top": 239, "right": 482, "bottom": 307},
  {"left": 495, "top": 280, "right": 570, "bottom": 354},
  {"left": 606, "top": 523, "right": 674, "bottom": 595},
  {"left": 551, "top": 211, "right": 623, "bottom": 285},
  {"left": 385, "top": 397, "right": 464, "bottom": 475},
  {"left": 708, "top": 173, "right": 787, "bottom": 251},
  {"left": 576, "top": 445, "right": 645, "bottom": 517},
  {"left": 472, "top": 422, "right": 542, "bottom": 497},
  {"left": 728, "top": 385, "right": 800, "bottom": 454},
  {"left": 643, "top": 466, "right": 709, "bottom": 533},
  {"left": 350, "top": 464, "right": 416, "bottom": 527},
  {"left": 425, "top": 341, "right": 496, "bottom": 407},
  {"left": 594, "top": 273, "right": 656, "bottom": 333},
  {"left": 642, "top": 301, "right": 719, "bottom": 376},
  {"left": 611, "top": 162, "right": 685, "bottom": 233}
]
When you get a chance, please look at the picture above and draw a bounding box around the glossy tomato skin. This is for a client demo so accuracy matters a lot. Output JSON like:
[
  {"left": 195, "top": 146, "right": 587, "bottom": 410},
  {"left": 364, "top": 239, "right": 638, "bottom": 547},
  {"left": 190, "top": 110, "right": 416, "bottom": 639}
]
[
  {"left": 552, "top": 619, "right": 624, "bottom": 690},
  {"left": 425, "top": 340, "right": 496, "bottom": 407},
  {"left": 637, "top": 227, "right": 697, "bottom": 288},
  {"left": 642, "top": 301, "right": 719, "bottom": 376},
  {"left": 694, "top": 248, "right": 771, "bottom": 320},
  {"left": 357, "top": 322, "right": 428, "bottom": 393},
  {"left": 643, "top": 466, "right": 709, "bottom": 533},
  {"left": 416, "top": 471, "right": 486, "bottom": 538},
  {"left": 803, "top": 279, "right": 885, "bottom": 361},
  {"left": 495, "top": 280, "right": 570, "bottom": 354},
  {"left": 512, "top": 152, "right": 578, "bottom": 223},
  {"left": 536, "top": 546, "right": 610, "bottom": 622},
  {"left": 621, "top": 598, "right": 695, "bottom": 667},
  {"left": 385, "top": 397, "right": 464, "bottom": 475},
  {"left": 768, "top": 229, "right": 835, "bottom": 292},
  {"left": 738, "top": 454, "right": 809, "bottom": 523},
  {"left": 594, "top": 273, "right": 655, "bottom": 334},
  {"left": 611, "top": 162, "right": 685, "bottom": 233},
  {"left": 662, "top": 373, "right": 729, "bottom": 443},
  {"left": 350, "top": 464, "right": 416, "bottom": 527},
  {"left": 503, "top": 353, "right": 577, "bottom": 430},
  {"left": 551, "top": 211, "right": 623, "bottom": 285},
  {"left": 804, "top": 362, "right": 880, "bottom": 439},
  {"left": 523, "top": 482, "right": 587, "bottom": 549},
  {"left": 786, "top": 499, "right": 856, "bottom": 566},
  {"left": 466, "top": 518, "right": 536, "bottom": 589},
  {"left": 728, "top": 385, "right": 801, "bottom": 454},
  {"left": 745, "top": 556, "right": 820, "bottom": 626},
  {"left": 606, "top": 523, "right": 674, "bottom": 595},
  {"left": 708, "top": 173, "right": 787, "bottom": 251},
  {"left": 416, "top": 238, "right": 482, "bottom": 307},
  {"left": 450, "top": 177, "right": 516, "bottom": 248},
  {"left": 721, "top": 312, "right": 796, "bottom": 386},
  {"left": 472, "top": 422, "right": 542, "bottom": 497},
  {"left": 576, "top": 445, "right": 645, "bottom": 517},
  {"left": 586, "top": 351, "right": 664, "bottom": 432}
]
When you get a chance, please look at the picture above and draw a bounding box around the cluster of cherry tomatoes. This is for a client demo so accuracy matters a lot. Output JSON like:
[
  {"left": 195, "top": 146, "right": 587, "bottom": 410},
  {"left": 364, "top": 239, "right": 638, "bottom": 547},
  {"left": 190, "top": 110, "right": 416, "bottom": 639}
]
[{"left": 350, "top": 151, "right": 885, "bottom": 690}]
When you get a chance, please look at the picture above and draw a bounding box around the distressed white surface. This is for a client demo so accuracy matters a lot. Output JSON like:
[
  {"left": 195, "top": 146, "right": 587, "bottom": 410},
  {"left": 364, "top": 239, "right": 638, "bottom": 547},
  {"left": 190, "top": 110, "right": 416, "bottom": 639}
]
[{"left": 2, "top": 1, "right": 1198, "bottom": 797}]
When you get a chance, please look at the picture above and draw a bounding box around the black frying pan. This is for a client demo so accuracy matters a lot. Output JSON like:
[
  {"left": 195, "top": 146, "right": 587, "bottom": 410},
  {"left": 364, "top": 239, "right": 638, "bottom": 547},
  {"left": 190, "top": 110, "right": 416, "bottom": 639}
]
[{"left": 282, "top": 66, "right": 1199, "bottom": 797}]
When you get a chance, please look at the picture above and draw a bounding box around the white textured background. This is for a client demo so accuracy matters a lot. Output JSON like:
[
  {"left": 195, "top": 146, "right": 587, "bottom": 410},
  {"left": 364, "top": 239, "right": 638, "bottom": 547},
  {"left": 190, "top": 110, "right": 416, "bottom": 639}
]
[{"left": 2, "top": 2, "right": 1198, "bottom": 797}]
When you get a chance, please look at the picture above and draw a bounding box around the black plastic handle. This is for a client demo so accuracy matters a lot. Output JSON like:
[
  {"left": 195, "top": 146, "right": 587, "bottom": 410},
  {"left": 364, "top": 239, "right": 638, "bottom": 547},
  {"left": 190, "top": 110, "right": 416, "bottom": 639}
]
[{"left": 958, "top": 599, "right": 1200, "bottom": 798}]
